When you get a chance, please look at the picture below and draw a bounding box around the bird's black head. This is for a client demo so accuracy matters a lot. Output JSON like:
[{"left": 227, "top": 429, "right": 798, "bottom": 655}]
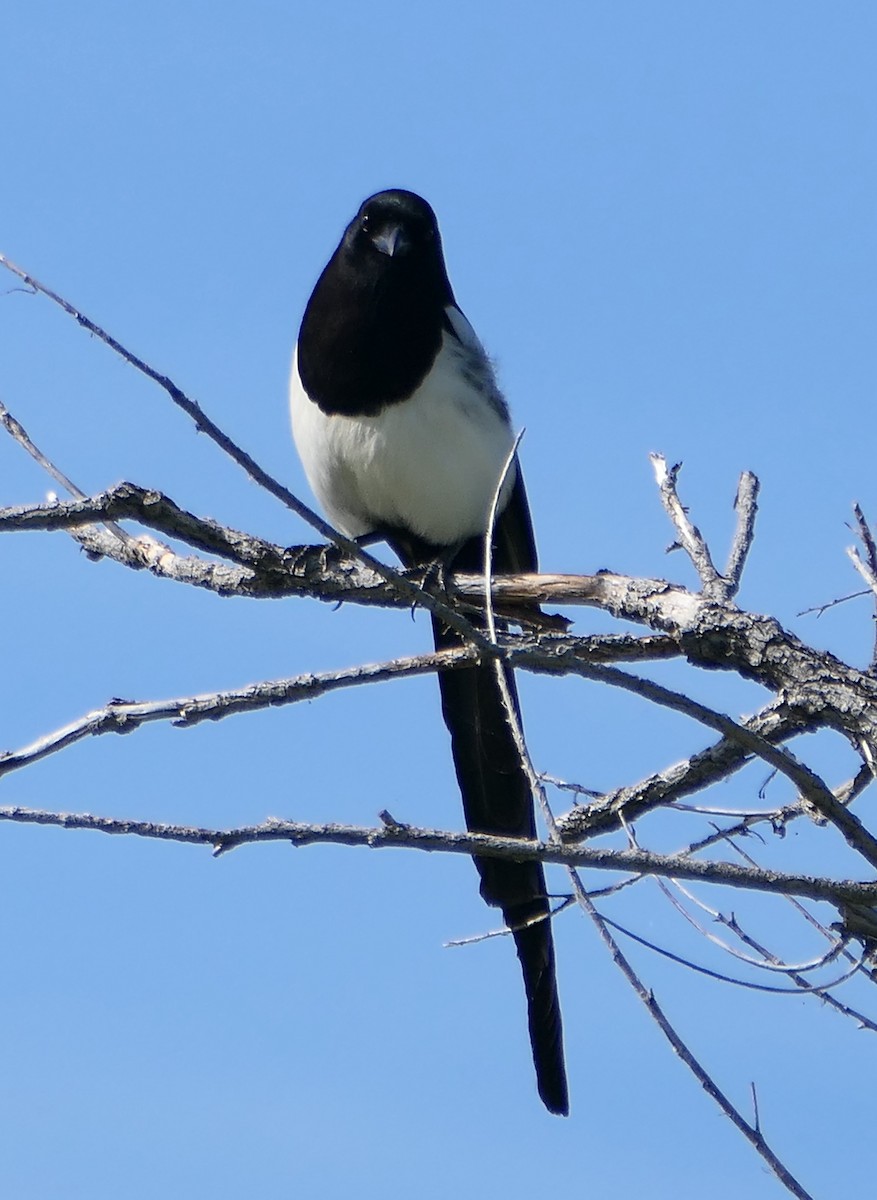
[
  {"left": 298, "top": 188, "right": 456, "bottom": 416},
  {"left": 344, "top": 189, "right": 443, "bottom": 265}
]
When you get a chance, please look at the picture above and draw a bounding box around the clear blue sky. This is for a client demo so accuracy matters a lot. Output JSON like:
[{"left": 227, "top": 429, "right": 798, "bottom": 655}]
[{"left": 2, "top": 3, "right": 876, "bottom": 1196}]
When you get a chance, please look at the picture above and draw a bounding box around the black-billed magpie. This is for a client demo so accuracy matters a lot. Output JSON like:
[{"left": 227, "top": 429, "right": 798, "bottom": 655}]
[{"left": 290, "top": 189, "right": 568, "bottom": 1116}]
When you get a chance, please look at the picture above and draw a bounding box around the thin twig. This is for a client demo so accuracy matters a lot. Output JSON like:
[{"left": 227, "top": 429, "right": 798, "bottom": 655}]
[
  {"left": 625, "top": 817, "right": 858, "bottom": 996},
  {"left": 682, "top": 759, "right": 873, "bottom": 857},
  {"left": 852, "top": 503, "right": 877, "bottom": 668},
  {"left": 444, "top": 896, "right": 576, "bottom": 948},
  {"left": 0, "top": 397, "right": 137, "bottom": 549},
  {"left": 685, "top": 807, "right": 798, "bottom": 856},
  {"left": 598, "top": 909, "right": 862, "bottom": 995},
  {"left": 715, "top": 910, "right": 877, "bottom": 1032},
  {"left": 722, "top": 835, "right": 866, "bottom": 957},
  {"left": 575, "top": 883, "right": 815, "bottom": 1199},
  {"left": 698, "top": 834, "right": 877, "bottom": 1030},
  {"left": 798, "top": 588, "right": 870, "bottom": 618},
  {"left": 670, "top": 802, "right": 785, "bottom": 818},
  {"left": 483, "top": 430, "right": 525, "bottom": 646},
  {"left": 482, "top": 429, "right": 560, "bottom": 840},
  {"left": 667, "top": 880, "right": 847, "bottom": 975}
]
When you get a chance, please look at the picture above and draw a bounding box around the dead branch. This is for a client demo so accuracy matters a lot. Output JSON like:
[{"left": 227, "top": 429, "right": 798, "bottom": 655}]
[{"left": 1, "top": 804, "right": 875, "bottom": 909}]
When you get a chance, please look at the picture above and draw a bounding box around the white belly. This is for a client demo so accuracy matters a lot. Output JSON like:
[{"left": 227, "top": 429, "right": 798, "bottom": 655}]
[{"left": 290, "top": 332, "right": 516, "bottom": 546}]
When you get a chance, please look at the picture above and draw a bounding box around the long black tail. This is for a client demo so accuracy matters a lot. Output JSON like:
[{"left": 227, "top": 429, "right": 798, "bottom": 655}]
[{"left": 432, "top": 613, "right": 568, "bottom": 1116}]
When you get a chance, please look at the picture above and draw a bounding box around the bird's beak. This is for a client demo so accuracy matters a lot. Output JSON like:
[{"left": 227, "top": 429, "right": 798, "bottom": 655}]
[{"left": 372, "top": 223, "right": 409, "bottom": 257}]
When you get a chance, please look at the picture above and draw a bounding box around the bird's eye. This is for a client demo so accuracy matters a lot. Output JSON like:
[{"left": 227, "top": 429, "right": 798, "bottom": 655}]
[{"left": 360, "top": 213, "right": 371, "bottom": 232}]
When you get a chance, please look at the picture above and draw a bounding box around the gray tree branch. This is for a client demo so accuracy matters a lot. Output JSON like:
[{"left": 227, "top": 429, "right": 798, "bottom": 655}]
[{"left": 1, "top": 804, "right": 875, "bottom": 909}]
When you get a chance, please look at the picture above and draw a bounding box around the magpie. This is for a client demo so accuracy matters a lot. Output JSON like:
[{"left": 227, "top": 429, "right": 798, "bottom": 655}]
[{"left": 290, "top": 189, "right": 568, "bottom": 1116}]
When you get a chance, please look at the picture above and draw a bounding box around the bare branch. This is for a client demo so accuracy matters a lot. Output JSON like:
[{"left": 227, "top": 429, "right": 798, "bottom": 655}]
[
  {"left": 684, "top": 764, "right": 873, "bottom": 856},
  {"left": 661, "top": 880, "right": 848, "bottom": 975},
  {"left": 559, "top": 702, "right": 806, "bottom": 839},
  {"left": 798, "top": 588, "right": 871, "bottom": 618},
  {"left": 852, "top": 503, "right": 877, "bottom": 583},
  {"left": 1, "top": 805, "right": 876, "bottom": 909},
  {"left": 0, "top": 649, "right": 477, "bottom": 780},
  {"left": 0, "top": 396, "right": 137, "bottom": 550},
  {"left": 651, "top": 453, "right": 723, "bottom": 594},
  {"left": 0, "top": 483, "right": 275, "bottom": 565},
  {"left": 850, "top": 503, "right": 877, "bottom": 669},
  {"left": 482, "top": 429, "right": 561, "bottom": 840},
  {"left": 596, "top": 908, "right": 862, "bottom": 995},
  {"left": 724, "top": 471, "right": 760, "bottom": 595},
  {"left": 711, "top": 906, "right": 877, "bottom": 1031},
  {"left": 846, "top": 544, "right": 877, "bottom": 601},
  {"left": 575, "top": 884, "right": 816, "bottom": 1200},
  {"left": 517, "top": 645, "right": 877, "bottom": 868},
  {"left": 0, "top": 485, "right": 705, "bottom": 629}
]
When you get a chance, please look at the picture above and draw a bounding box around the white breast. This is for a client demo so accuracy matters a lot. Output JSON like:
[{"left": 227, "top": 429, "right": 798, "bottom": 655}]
[{"left": 290, "top": 321, "right": 517, "bottom": 547}]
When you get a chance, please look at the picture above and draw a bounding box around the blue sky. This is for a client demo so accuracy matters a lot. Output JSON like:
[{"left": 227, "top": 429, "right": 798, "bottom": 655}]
[{"left": 2, "top": 3, "right": 876, "bottom": 1196}]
